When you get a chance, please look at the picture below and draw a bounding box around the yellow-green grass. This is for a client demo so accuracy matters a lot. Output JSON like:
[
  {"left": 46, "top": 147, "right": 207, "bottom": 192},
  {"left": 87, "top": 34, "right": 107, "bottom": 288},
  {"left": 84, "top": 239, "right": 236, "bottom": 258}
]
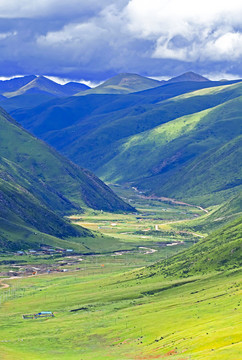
[
  {"left": 68, "top": 192, "right": 200, "bottom": 258},
  {"left": 0, "top": 265, "right": 241, "bottom": 359},
  {"left": 1, "top": 188, "right": 240, "bottom": 359}
]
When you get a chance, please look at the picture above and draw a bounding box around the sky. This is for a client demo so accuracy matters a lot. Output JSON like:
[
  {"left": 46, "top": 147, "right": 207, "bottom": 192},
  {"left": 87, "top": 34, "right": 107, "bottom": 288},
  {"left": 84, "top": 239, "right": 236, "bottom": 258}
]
[{"left": 1, "top": 0, "right": 242, "bottom": 83}]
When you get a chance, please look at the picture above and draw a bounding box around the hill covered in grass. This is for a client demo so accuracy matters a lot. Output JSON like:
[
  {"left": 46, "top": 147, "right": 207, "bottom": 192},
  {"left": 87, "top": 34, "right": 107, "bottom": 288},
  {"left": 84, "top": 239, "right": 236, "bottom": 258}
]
[
  {"left": 0, "top": 93, "right": 56, "bottom": 113},
  {"left": 96, "top": 84, "right": 242, "bottom": 205},
  {"left": 0, "top": 106, "right": 134, "bottom": 251},
  {"left": 175, "top": 192, "right": 242, "bottom": 235},
  {"left": 0, "top": 107, "right": 133, "bottom": 213},
  {"left": 0, "top": 177, "right": 93, "bottom": 251},
  {"left": 141, "top": 215, "right": 242, "bottom": 278},
  {"left": 3, "top": 76, "right": 83, "bottom": 98}
]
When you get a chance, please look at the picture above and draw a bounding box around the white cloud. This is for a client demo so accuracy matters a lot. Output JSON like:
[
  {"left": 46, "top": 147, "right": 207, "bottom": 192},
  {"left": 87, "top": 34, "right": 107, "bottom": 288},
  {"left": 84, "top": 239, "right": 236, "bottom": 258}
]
[
  {"left": 0, "top": 0, "right": 120, "bottom": 18},
  {"left": 45, "top": 75, "right": 102, "bottom": 88},
  {"left": 35, "top": 4, "right": 131, "bottom": 73},
  {"left": 37, "top": 22, "right": 106, "bottom": 45},
  {"left": 1, "top": 0, "right": 242, "bottom": 79},
  {"left": 204, "top": 72, "right": 241, "bottom": 81},
  {"left": 125, "top": 0, "right": 242, "bottom": 62},
  {"left": 0, "top": 75, "right": 25, "bottom": 81},
  {"left": 204, "top": 32, "right": 242, "bottom": 60},
  {"left": 0, "top": 31, "right": 17, "bottom": 40}
]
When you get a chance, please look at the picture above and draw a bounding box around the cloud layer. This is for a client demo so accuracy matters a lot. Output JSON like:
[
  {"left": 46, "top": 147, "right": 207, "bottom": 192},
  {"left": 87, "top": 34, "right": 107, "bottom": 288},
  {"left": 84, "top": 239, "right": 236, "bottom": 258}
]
[{"left": 0, "top": 0, "right": 242, "bottom": 80}]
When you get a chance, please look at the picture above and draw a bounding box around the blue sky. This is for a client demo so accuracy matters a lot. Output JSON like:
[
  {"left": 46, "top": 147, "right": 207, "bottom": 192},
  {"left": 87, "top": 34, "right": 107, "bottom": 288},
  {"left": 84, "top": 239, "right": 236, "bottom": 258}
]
[{"left": 1, "top": 0, "right": 242, "bottom": 83}]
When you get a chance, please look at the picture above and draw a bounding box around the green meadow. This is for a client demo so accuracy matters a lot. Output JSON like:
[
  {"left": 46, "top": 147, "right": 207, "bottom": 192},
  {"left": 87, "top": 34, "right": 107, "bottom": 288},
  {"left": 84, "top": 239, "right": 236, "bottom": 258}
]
[
  {"left": 0, "top": 262, "right": 241, "bottom": 359},
  {"left": 1, "top": 187, "right": 241, "bottom": 359}
]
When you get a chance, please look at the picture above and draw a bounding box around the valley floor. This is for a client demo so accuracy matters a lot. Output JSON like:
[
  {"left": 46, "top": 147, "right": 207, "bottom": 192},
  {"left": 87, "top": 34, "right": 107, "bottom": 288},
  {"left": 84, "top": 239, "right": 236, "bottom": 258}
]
[{"left": 0, "top": 187, "right": 241, "bottom": 359}]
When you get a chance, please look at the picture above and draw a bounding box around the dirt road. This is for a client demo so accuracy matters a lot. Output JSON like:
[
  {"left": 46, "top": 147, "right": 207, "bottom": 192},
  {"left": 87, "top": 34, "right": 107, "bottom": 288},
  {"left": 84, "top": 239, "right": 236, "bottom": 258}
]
[{"left": 132, "top": 187, "right": 209, "bottom": 214}]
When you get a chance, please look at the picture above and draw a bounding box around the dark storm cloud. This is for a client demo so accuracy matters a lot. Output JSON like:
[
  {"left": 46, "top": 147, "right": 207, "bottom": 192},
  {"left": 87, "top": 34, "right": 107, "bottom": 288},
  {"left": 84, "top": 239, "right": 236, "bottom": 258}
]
[{"left": 1, "top": 0, "right": 242, "bottom": 81}]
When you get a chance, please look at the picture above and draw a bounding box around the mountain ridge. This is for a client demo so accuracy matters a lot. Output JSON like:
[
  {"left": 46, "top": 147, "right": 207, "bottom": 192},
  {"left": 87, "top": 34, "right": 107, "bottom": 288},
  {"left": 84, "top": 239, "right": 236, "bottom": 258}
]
[
  {"left": 6, "top": 75, "right": 242, "bottom": 208},
  {"left": 3, "top": 76, "right": 90, "bottom": 98}
]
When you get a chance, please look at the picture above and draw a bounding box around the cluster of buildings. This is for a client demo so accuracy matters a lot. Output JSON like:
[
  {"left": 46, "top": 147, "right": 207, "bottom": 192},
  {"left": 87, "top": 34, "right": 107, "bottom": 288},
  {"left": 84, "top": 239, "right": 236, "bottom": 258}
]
[{"left": 16, "top": 246, "right": 74, "bottom": 256}]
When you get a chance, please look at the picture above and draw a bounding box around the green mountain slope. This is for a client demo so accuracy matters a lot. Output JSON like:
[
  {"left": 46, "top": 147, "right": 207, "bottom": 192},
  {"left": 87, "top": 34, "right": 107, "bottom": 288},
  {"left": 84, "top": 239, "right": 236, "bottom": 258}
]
[
  {"left": 144, "top": 215, "right": 242, "bottom": 277},
  {"left": 77, "top": 73, "right": 162, "bottom": 95},
  {"left": 62, "top": 81, "right": 90, "bottom": 94},
  {"left": 0, "top": 105, "right": 135, "bottom": 251},
  {"left": 179, "top": 192, "right": 242, "bottom": 234},
  {"left": 0, "top": 177, "right": 92, "bottom": 251},
  {"left": 4, "top": 76, "right": 68, "bottom": 98},
  {"left": 0, "top": 107, "right": 133, "bottom": 214},
  {"left": 99, "top": 95, "right": 242, "bottom": 205},
  {"left": 11, "top": 81, "right": 241, "bottom": 173}
]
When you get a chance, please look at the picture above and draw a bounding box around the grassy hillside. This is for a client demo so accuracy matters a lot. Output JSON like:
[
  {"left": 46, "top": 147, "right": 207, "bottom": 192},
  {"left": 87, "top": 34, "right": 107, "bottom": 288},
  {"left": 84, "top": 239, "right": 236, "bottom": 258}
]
[
  {"left": 0, "top": 106, "right": 134, "bottom": 251},
  {"left": 0, "top": 178, "right": 85, "bottom": 237},
  {"left": 0, "top": 165, "right": 97, "bottom": 252},
  {"left": 62, "top": 81, "right": 90, "bottom": 94},
  {"left": 4, "top": 76, "right": 69, "bottom": 98},
  {"left": 11, "top": 81, "right": 241, "bottom": 172},
  {"left": 0, "top": 107, "right": 133, "bottom": 213},
  {"left": 144, "top": 215, "right": 242, "bottom": 278},
  {"left": 99, "top": 95, "right": 242, "bottom": 205}
]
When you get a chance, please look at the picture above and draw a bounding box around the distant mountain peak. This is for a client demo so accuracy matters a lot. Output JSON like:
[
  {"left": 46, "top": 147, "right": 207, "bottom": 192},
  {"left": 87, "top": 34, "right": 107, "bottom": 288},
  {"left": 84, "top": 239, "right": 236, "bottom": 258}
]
[
  {"left": 32, "top": 75, "right": 53, "bottom": 84},
  {"left": 0, "top": 75, "right": 37, "bottom": 95},
  {"left": 3, "top": 75, "right": 90, "bottom": 97},
  {"left": 168, "top": 72, "right": 210, "bottom": 83},
  {"left": 76, "top": 72, "right": 162, "bottom": 95}
]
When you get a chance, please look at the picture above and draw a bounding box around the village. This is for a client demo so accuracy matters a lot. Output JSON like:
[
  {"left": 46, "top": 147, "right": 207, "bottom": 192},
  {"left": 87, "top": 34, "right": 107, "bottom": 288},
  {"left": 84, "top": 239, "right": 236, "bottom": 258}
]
[{"left": 0, "top": 245, "right": 83, "bottom": 278}]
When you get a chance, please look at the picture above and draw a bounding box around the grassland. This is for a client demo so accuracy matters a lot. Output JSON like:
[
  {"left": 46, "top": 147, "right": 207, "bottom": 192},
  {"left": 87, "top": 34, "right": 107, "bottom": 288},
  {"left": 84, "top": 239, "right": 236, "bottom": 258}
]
[
  {"left": 0, "top": 187, "right": 241, "bottom": 360},
  {"left": 0, "top": 258, "right": 241, "bottom": 359},
  {"left": 69, "top": 185, "right": 203, "bottom": 260}
]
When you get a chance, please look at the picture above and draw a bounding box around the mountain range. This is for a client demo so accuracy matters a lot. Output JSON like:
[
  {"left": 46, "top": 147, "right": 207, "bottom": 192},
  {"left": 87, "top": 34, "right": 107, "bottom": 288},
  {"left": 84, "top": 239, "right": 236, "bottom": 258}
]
[
  {"left": 0, "top": 71, "right": 211, "bottom": 100},
  {"left": 8, "top": 73, "right": 241, "bottom": 207},
  {"left": 0, "top": 70, "right": 241, "bottom": 251},
  {"left": 1, "top": 75, "right": 90, "bottom": 98},
  {"left": 0, "top": 69, "right": 241, "bottom": 360}
]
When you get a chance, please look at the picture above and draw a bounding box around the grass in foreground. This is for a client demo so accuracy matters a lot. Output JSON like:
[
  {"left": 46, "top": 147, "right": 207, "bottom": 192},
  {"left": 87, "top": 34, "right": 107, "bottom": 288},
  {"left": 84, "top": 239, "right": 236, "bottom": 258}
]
[
  {"left": 0, "top": 265, "right": 241, "bottom": 360},
  {"left": 1, "top": 187, "right": 240, "bottom": 359}
]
